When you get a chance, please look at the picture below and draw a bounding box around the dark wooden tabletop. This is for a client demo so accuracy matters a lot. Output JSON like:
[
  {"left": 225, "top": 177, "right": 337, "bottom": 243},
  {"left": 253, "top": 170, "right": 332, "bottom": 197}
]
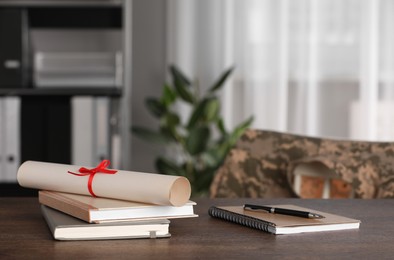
[{"left": 0, "top": 197, "right": 393, "bottom": 259}]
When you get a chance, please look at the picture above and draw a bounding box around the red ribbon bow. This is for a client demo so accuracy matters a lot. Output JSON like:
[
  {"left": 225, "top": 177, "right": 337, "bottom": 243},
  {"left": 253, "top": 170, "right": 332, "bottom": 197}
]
[{"left": 68, "top": 159, "right": 118, "bottom": 197}]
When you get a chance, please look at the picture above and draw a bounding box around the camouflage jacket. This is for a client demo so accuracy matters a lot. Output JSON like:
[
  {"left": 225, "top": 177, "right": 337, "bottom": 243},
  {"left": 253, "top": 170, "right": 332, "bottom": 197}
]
[{"left": 210, "top": 129, "right": 394, "bottom": 199}]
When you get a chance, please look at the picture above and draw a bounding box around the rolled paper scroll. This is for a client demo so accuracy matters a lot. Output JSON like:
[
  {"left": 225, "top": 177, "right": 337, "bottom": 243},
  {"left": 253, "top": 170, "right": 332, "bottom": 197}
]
[{"left": 17, "top": 161, "right": 191, "bottom": 207}]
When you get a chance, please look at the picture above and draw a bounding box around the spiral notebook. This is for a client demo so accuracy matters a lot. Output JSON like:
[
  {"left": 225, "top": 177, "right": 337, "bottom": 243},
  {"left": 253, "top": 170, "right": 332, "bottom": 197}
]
[{"left": 208, "top": 205, "right": 360, "bottom": 235}]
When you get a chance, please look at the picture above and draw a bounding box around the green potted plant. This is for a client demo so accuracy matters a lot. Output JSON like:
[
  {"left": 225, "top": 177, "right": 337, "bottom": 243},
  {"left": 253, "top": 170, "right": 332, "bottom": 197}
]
[{"left": 132, "top": 65, "right": 253, "bottom": 197}]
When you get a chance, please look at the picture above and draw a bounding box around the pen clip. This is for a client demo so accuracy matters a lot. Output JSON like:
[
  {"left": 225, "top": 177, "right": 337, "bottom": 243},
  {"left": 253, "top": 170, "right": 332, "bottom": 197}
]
[{"left": 243, "top": 204, "right": 270, "bottom": 213}]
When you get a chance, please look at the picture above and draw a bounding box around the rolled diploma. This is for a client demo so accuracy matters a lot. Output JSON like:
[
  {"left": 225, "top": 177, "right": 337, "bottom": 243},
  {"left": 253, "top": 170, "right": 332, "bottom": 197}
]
[{"left": 17, "top": 161, "right": 191, "bottom": 206}]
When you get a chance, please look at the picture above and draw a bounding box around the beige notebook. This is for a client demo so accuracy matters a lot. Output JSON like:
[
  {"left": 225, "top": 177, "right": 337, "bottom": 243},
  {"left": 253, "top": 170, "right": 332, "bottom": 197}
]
[
  {"left": 209, "top": 204, "right": 360, "bottom": 235},
  {"left": 40, "top": 190, "right": 197, "bottom": 223}
]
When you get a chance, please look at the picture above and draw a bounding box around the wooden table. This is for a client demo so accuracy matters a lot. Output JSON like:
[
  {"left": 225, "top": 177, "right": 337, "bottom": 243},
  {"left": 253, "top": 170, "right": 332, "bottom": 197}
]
[{"left": 0, "top": 197, "right": 393, "bottom": 259}]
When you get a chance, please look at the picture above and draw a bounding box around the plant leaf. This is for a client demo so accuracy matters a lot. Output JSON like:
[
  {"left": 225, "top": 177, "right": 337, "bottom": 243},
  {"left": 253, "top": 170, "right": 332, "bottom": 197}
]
[
  {"left": 211, "top": 116, "right": 254, "bottom": 160},
  {"left": 159, "top": 127, "right": 179, "bottom": 142},
  {"left": 187, "top": 97, "right": 219, "bottom": 129},
  {"left": 208, "top": 142, "right": 232, "bottom": 164},
  {"left": 155, "top": 157, "right": 185, "bottom": 176},
  {"left": 169, "top": 65, "right": 191, "bottom": 86},
  {"left": 161, "top": 84, "right": 177, "bottom": 106},
  {"left": 131, "top": 126, "right": 172, "bottom": 144},
  {"left": 187, "top": 99, "right": 207, "bottom": 129},
  {"left": 216, "top": 118, "right": 227, "bottom": 136},
  {"left": 200, "top": 150, "right": 222, "bottom": 168},
  {"left": 192, "top": 166, "right": 215, "bottom": 196},
  {"left": 170, "top": 66, "right": 195, "bottom": 104},
  {"left": 173, "top": 79, "right": 195, "bottom": 104},
  {"left": 164, "top": 112, "right": 180, "bottom": 126},
  {"left": 208, "top": 66, "right": 234, "bottom": 93},
  {"left": 145, "top": 98, "right": 166, "bottom": 118},
  {"left": 228, "top": 116, "right": 254, "bottom": 144},
  {"left": 186, "top": 126, "right": 210, "bottom": 155},
  {"left": 162, "top": 112, "right": 181, "bottom": 141},
  {"left": 204, "top": 98, "right": 220, "bottom": 121}
]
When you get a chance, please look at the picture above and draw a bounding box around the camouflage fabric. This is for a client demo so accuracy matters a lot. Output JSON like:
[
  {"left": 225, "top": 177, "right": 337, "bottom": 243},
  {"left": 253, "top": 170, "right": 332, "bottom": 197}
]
[{"left": 210, "top": 129, "right": 394, "bottom": 198}]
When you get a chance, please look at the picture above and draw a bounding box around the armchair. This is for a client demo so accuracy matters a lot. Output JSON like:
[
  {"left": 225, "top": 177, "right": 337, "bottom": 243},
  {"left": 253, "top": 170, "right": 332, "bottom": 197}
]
[{"left": 210, "top": 129, "right": 394, "bottom": 199}]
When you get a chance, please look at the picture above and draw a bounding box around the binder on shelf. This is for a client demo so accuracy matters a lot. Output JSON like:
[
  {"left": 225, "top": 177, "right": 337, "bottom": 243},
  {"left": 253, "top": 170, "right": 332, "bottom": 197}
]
[
  {"left": 71, "top": 97, "right": 95, "bottom": 166},
  {"left": 95, "top": 97, "right": 110, "bottom": 163},
  {"left": 0, "top": 8, "right": 25, "bottom": 88},
  {"left": 34, "top": 52, "right": 123, "bottom": 88},
  {"left": 71, "top": 96, "right": 111, "bottom": 166},
  {"left": 0, "top": 98, "right": 3, "bottom": 181},
  {"left": 0, "top": 97, "right": 21, "bottom": 182}
]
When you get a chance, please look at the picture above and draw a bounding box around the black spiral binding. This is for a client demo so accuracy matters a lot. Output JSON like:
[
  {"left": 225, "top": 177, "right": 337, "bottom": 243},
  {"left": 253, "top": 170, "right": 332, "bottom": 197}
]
[{"left": 208, "top": 206, "right": 276, "bottom": 233}]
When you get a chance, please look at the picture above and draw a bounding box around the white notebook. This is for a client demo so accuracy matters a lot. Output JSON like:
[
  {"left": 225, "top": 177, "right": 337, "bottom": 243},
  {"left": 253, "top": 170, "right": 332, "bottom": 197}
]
[{"left": 41, "top": 205, "right": 171, "bottom": 240}]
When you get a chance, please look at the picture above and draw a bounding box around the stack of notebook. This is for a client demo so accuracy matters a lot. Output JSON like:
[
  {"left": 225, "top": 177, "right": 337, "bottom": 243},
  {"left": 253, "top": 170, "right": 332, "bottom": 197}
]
[
  {"left": 16, "top": 160, "right": 197, "bottom": 241},
  {"left": 39, "top": 190, "right": 197, "bottom": 240}
]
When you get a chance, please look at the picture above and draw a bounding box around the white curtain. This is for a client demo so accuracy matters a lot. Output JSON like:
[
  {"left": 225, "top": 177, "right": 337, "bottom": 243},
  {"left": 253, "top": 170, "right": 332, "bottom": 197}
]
[{"left": 166, "top": 0, "right": 394, "bottom": 141}]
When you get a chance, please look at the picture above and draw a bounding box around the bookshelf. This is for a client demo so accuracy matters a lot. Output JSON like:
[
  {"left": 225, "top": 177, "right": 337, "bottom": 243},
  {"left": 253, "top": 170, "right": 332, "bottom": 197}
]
[{"left": 0, "top": 0, "right": 130, "bottom": 195}]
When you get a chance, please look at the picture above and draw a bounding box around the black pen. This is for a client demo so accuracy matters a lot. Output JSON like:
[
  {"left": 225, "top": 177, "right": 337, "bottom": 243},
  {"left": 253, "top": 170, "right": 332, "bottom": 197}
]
[{"left": 243, "top": 204, "right": 325, "bottom": 219}]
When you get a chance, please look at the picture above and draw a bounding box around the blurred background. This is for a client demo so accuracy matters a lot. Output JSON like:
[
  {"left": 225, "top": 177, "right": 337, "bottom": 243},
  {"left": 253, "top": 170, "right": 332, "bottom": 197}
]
[
  {"left": 136, "top": 0, "right": 394, "bottom": 171},
  {"left": 1, "top": 0, "right": 393, "bottom": 194}
]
